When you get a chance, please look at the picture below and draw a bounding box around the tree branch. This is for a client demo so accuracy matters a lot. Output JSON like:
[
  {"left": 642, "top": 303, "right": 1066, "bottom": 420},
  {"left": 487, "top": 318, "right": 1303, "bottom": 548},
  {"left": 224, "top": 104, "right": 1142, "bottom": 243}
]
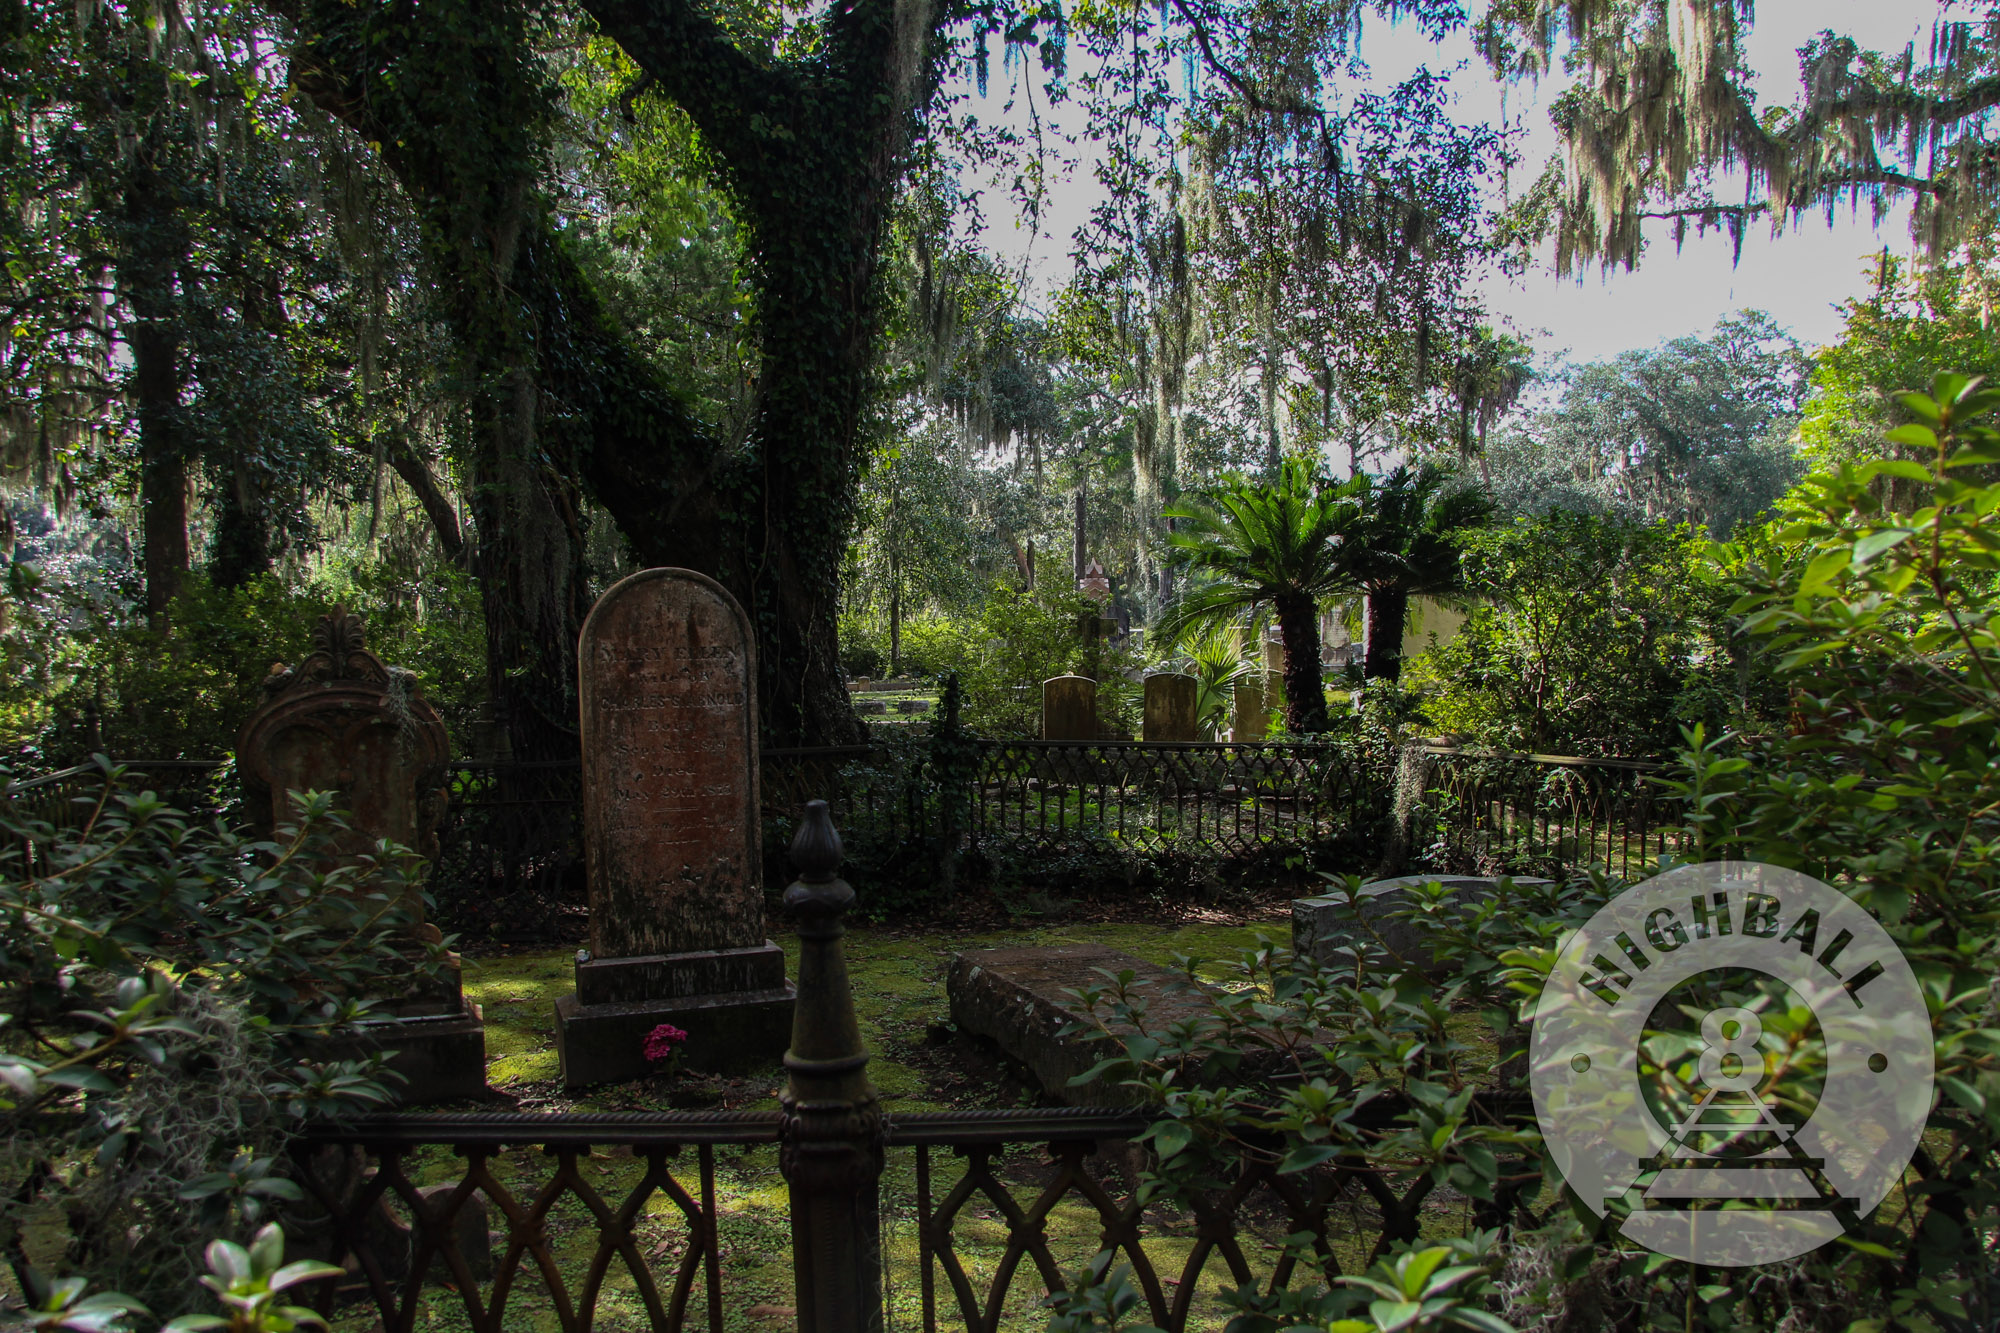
[{"left": 577, "top": 0, "right": 794, "bottom": 169}]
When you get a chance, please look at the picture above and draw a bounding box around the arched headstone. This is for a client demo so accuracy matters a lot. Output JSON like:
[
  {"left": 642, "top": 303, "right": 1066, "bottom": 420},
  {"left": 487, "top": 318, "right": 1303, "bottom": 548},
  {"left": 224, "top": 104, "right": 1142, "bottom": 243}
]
[
  {"left": 555, "top": 569, "right": 794, "bottom": 1087},
  {"left": 1042, "top": 675, "right": 1097, "bottom": 740},
  {"left": 1142, "top": 673, "right": 1200, "bottom": 742}
]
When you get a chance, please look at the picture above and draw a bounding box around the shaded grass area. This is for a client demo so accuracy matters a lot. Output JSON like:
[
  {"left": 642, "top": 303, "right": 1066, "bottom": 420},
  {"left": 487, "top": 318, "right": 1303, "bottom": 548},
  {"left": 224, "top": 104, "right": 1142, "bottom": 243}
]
[
  {"left": 465, "top": 916, "right": 1294, "bottom": 1109},
  {"left": 334, "top": 916, "right": 1305, "bottom": 1332}
]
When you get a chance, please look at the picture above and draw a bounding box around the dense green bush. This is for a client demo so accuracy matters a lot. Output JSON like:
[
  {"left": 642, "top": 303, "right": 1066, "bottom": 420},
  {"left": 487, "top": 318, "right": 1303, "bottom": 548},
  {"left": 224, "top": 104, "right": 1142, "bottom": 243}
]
[
  {"left": 0, "top": 766, "right": 446, "bottom": 1317},
  {"left": 951, "top": 584, "right": 1140, "bottom": 738},
  {"left": 1, "top": 562, "right": 487, "bottom": 764},
  {"left": 1405, "top": 513, "right": 1774, "bottom": 756}
]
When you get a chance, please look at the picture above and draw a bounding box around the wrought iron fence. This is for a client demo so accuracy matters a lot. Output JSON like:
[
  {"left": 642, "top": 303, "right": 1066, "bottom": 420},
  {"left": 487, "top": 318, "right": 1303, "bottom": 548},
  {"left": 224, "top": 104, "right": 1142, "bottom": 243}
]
[
  {"left": 2, "top": 742, "right": 1690, "bottom": 909},
  {"left": 1410, "top": 745, "right": 1684, "bottom": 881},
  {"left": 291, "top": 1100, "right": 1533, "bottom": 1333},
  {"left": 966, "top": 740, "right": 1391, "bottom": 863}
]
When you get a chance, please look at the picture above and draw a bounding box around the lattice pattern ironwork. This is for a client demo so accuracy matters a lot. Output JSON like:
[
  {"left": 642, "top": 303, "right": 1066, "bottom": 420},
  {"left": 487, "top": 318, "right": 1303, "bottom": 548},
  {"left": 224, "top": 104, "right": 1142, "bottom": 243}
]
[
  {"left": 1417, "top": 746, "right": 1683, "bottom": 881},
  {"left": 291, "top": 1109, "right": 1386, "bottom": 1333},
  {"left": 292, "top": 1112, "right": 779, "bottom": 1333},
  {"left": 968, "top": 740, "right": 1389, "bottom": 859}
]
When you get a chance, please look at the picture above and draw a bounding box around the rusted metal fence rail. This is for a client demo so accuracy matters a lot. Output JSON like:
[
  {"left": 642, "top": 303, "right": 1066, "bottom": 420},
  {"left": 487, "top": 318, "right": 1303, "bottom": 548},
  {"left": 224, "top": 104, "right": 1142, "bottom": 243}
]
[{"left": 966, "top": 739, "right": 1391, "bottom": 860}]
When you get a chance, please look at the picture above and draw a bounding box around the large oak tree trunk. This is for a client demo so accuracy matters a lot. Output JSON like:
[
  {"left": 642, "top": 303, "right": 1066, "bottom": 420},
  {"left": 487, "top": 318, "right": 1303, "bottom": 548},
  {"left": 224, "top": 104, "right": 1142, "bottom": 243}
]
[{"left": 282, "top": 0, "right": 901, "bottom": 750}]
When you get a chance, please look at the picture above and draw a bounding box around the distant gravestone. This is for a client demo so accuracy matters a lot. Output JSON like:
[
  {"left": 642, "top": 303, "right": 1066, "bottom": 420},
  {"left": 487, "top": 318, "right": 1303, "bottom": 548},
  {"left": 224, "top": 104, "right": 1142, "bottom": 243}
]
[
  {"left": 237, "top": 607, "right": 486, "bottom": 1102},
  {"left": 1042, "top": 675, "right": 1097, "bottom": 740},
  {"left": 1232, "top": 680, "right": 1267, "bottom": 741},
  {"left": 554, "top": 568, "right": 794, "bottom": 1087},
  {"left": 1142, "top": 673, "right": 1199, "bottom": 742}
]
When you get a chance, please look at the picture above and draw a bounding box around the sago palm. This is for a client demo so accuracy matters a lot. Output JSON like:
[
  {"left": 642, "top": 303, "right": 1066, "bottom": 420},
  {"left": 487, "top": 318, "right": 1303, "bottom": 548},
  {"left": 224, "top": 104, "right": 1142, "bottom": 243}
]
[
  {"left": 1158, "top": 460, "right": 1365, "bottom": 733},
  {"left": 1167, "top": 623, "right": 1258, "bottom": 738}
]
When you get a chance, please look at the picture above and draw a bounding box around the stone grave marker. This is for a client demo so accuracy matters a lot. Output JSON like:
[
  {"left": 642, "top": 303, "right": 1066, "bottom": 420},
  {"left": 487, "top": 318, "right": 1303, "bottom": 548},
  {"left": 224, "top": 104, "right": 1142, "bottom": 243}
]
[
  {"left": 554, "top": 568, "right": 794, "bottom": 1087},
  {"left": 948, "top": 944, "right": 1307, "bottom": 1106},
  {"left": 1141, "top": 672, "right": 1199, "bottom": 742},
  {"left": 1292, "top": 875, "right": 1551, "bottom": 975},
  {"left": 1232, "top": 680, "right": 1267, "bottom": 741},
  {"left": 237, "top": 607, "right": 486, "bottom": 1102},
  {"left": 1042, "top": 674, "right": 1097, "bottom": 740}
]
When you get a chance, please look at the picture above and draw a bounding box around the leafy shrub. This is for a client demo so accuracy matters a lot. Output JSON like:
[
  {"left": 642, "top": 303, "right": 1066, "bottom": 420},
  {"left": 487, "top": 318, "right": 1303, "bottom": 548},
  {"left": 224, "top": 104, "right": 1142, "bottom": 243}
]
[
  {"left": 1069, "top": 374, "right": 2000, "bottom": 1330},
  {"left": 955, "top": 584, "right": 1139, "bottom": 737},
  {"left": 1406, "top": 513, "right": 1770, "bottom": 756},
  {"left": 3, "top": 563, "right": 487, "bottom": 765},
  {"left": 1, "top": 764, "right": 447, "bottom": 1317}
]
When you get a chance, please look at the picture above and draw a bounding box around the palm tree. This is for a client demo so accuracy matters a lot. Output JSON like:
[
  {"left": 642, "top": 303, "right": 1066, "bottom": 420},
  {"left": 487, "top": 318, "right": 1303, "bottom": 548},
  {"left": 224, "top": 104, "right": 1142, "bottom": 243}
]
[
  {"left": 1346, "top": 465, "right": 1493, "bottom": 681},
  {"left": 1158, "top": 460, "right": 1364, "bottom": 733},
  {"left": 1165, "top": 623, "right": 1258, "bottom": 738}
]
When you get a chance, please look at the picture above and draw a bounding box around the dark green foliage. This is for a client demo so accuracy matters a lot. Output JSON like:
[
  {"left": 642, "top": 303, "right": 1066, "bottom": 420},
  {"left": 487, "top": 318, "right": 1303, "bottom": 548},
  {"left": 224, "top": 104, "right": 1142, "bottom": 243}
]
[
  {"left": 1161, "top": 461, "right": 1366, "bottom": 733},
  {"left": 0, "top": 770, "right": 446, "bottom": 1315},
  {"left": 1078, "top": 373, "right": 2000, "bottom": 1331},
  {"left": 1482, "top": 313, "right": 1808, "bottom": 536},
  {"left": 1343, "top": 465, "right": 1493, "bottom": 682},
  {"left": 9, "top": 566, "right": 487, "bottom": 764},
  {"left": 1410, "top": 513, "right": 1761, "bottom": 756}
]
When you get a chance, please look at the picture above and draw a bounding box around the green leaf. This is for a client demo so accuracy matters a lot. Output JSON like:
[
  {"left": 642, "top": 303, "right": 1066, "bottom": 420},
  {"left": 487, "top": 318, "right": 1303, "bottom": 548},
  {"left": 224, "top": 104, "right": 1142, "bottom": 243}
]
[
  {"left": 1277, "top": 1143, "right": 1339, "bottom": 1173},
  {"left": 1150, "top": 1120, "right": 1194, "bottom": 1158},
  {"left": 1797, "top": 549, "right": 1851, "bottom": 595},
  {"left": 1883, "top": 425, "right": 1938, "bottom": 451},
  {"left": 1852, "top": 529, "right": 1915, "bottom": 563}
]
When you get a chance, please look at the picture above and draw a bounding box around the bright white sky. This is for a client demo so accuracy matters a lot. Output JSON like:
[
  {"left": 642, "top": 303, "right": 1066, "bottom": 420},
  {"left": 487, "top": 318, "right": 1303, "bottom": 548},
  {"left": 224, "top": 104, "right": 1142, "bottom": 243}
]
[{"left": 976, "top": 0, "right": 1968, "bottom": 359}]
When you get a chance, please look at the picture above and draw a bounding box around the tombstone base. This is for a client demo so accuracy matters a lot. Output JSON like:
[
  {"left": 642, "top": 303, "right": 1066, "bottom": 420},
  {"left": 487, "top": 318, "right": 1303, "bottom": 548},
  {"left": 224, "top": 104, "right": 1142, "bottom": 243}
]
[
  {"left": 555, "top": 961, "right": 795, "bottom": 1088},
  {"left": 347, "top": 1002, "right": 490, "bottom": 1104}
]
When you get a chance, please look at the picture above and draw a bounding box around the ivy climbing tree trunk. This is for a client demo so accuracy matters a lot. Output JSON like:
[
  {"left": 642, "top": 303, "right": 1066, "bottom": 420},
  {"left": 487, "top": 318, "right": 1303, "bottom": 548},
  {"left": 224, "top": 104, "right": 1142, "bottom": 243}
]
[
  {"left": 279, "top": 0, "right": 925, "bottom": 749},
  {"left": 582, "top": 0, "right": 933, "bottom": 744}
]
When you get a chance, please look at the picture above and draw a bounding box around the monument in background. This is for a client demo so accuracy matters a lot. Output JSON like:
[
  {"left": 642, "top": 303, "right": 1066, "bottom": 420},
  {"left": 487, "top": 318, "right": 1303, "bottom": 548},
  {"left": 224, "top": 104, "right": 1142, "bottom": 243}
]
[
  {"left": 237, "top": 607, "right": 488, "bottom": 1102},
  {"left": 554, "top": 568, "right": 794, "bottom": 1087}
]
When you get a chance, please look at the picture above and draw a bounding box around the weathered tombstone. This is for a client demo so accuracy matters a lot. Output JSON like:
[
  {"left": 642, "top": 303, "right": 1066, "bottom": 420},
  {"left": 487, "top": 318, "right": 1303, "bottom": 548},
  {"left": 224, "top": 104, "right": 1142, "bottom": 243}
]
[
  {"left": 1042, "top": 675, "right": 1097, "bottom": 740},
  {"left": 554, "top": 568, "right": 794, "bottom": 1087},
  {"left": 1292, "top": 875, "right": 1552, "bottom": 975},
  {"left": 1142, "top": 672, "right": 1199, "bottom": 742},
  {"left": 1232, "top": 680, "right": 1267, "bottom": 741},
  {"left": 947, "top": 944, "right": 1304, "bottom": 1105},
  {"left": 237, "top": 607, "right": 487, "bottom": 1102}
]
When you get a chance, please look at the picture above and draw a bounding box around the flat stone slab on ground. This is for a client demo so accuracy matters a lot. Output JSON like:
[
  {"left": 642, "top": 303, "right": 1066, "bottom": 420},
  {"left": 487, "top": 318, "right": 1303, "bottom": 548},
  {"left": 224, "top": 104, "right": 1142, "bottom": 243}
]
[
  {"left": 947, "top": 944, "right": 1219, "bottom": 1107},
  {"left": 1292, "top": 875, "right": 1551, "bottom": 973}
]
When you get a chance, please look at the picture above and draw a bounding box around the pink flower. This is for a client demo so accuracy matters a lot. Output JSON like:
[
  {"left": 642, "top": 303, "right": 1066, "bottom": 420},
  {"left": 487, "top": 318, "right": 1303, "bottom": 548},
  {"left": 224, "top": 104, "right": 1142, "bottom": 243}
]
[{"left": 643, "top": 1023, "right": 689, "bottom": 1062}]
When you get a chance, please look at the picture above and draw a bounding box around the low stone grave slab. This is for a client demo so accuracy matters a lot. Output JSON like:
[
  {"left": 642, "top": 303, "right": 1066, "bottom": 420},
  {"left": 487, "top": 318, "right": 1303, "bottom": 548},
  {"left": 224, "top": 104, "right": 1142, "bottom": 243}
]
[
  {"left": 1292, "top": 875, "right": 1551, "bottom": 974},
  {"left": 947, "top": 944, "right": 1223, "bottom": 1107}
]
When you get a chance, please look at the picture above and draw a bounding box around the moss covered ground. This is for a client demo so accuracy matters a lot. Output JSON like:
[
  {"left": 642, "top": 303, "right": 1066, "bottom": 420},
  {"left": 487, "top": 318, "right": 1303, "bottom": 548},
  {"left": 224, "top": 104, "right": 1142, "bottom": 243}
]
[{"left": 464, "top": 912, "right": 1294, "bottom": 1111}]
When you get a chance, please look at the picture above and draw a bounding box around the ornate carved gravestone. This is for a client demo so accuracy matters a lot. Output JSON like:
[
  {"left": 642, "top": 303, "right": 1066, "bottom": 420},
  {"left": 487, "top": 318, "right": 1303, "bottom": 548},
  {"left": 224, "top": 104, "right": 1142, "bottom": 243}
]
[
  {"left": 554, "top": 568, "right": 795, "bottom": 1087},
  {"left": 1042, "top": 675, "right": 1097, "bottom": 741},
  {"left": 1141, "top": 672, "right": 1199, "bottom": 742},
  {"left": 237, "top": 607, "right": 487, "bottom": 1102}
]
